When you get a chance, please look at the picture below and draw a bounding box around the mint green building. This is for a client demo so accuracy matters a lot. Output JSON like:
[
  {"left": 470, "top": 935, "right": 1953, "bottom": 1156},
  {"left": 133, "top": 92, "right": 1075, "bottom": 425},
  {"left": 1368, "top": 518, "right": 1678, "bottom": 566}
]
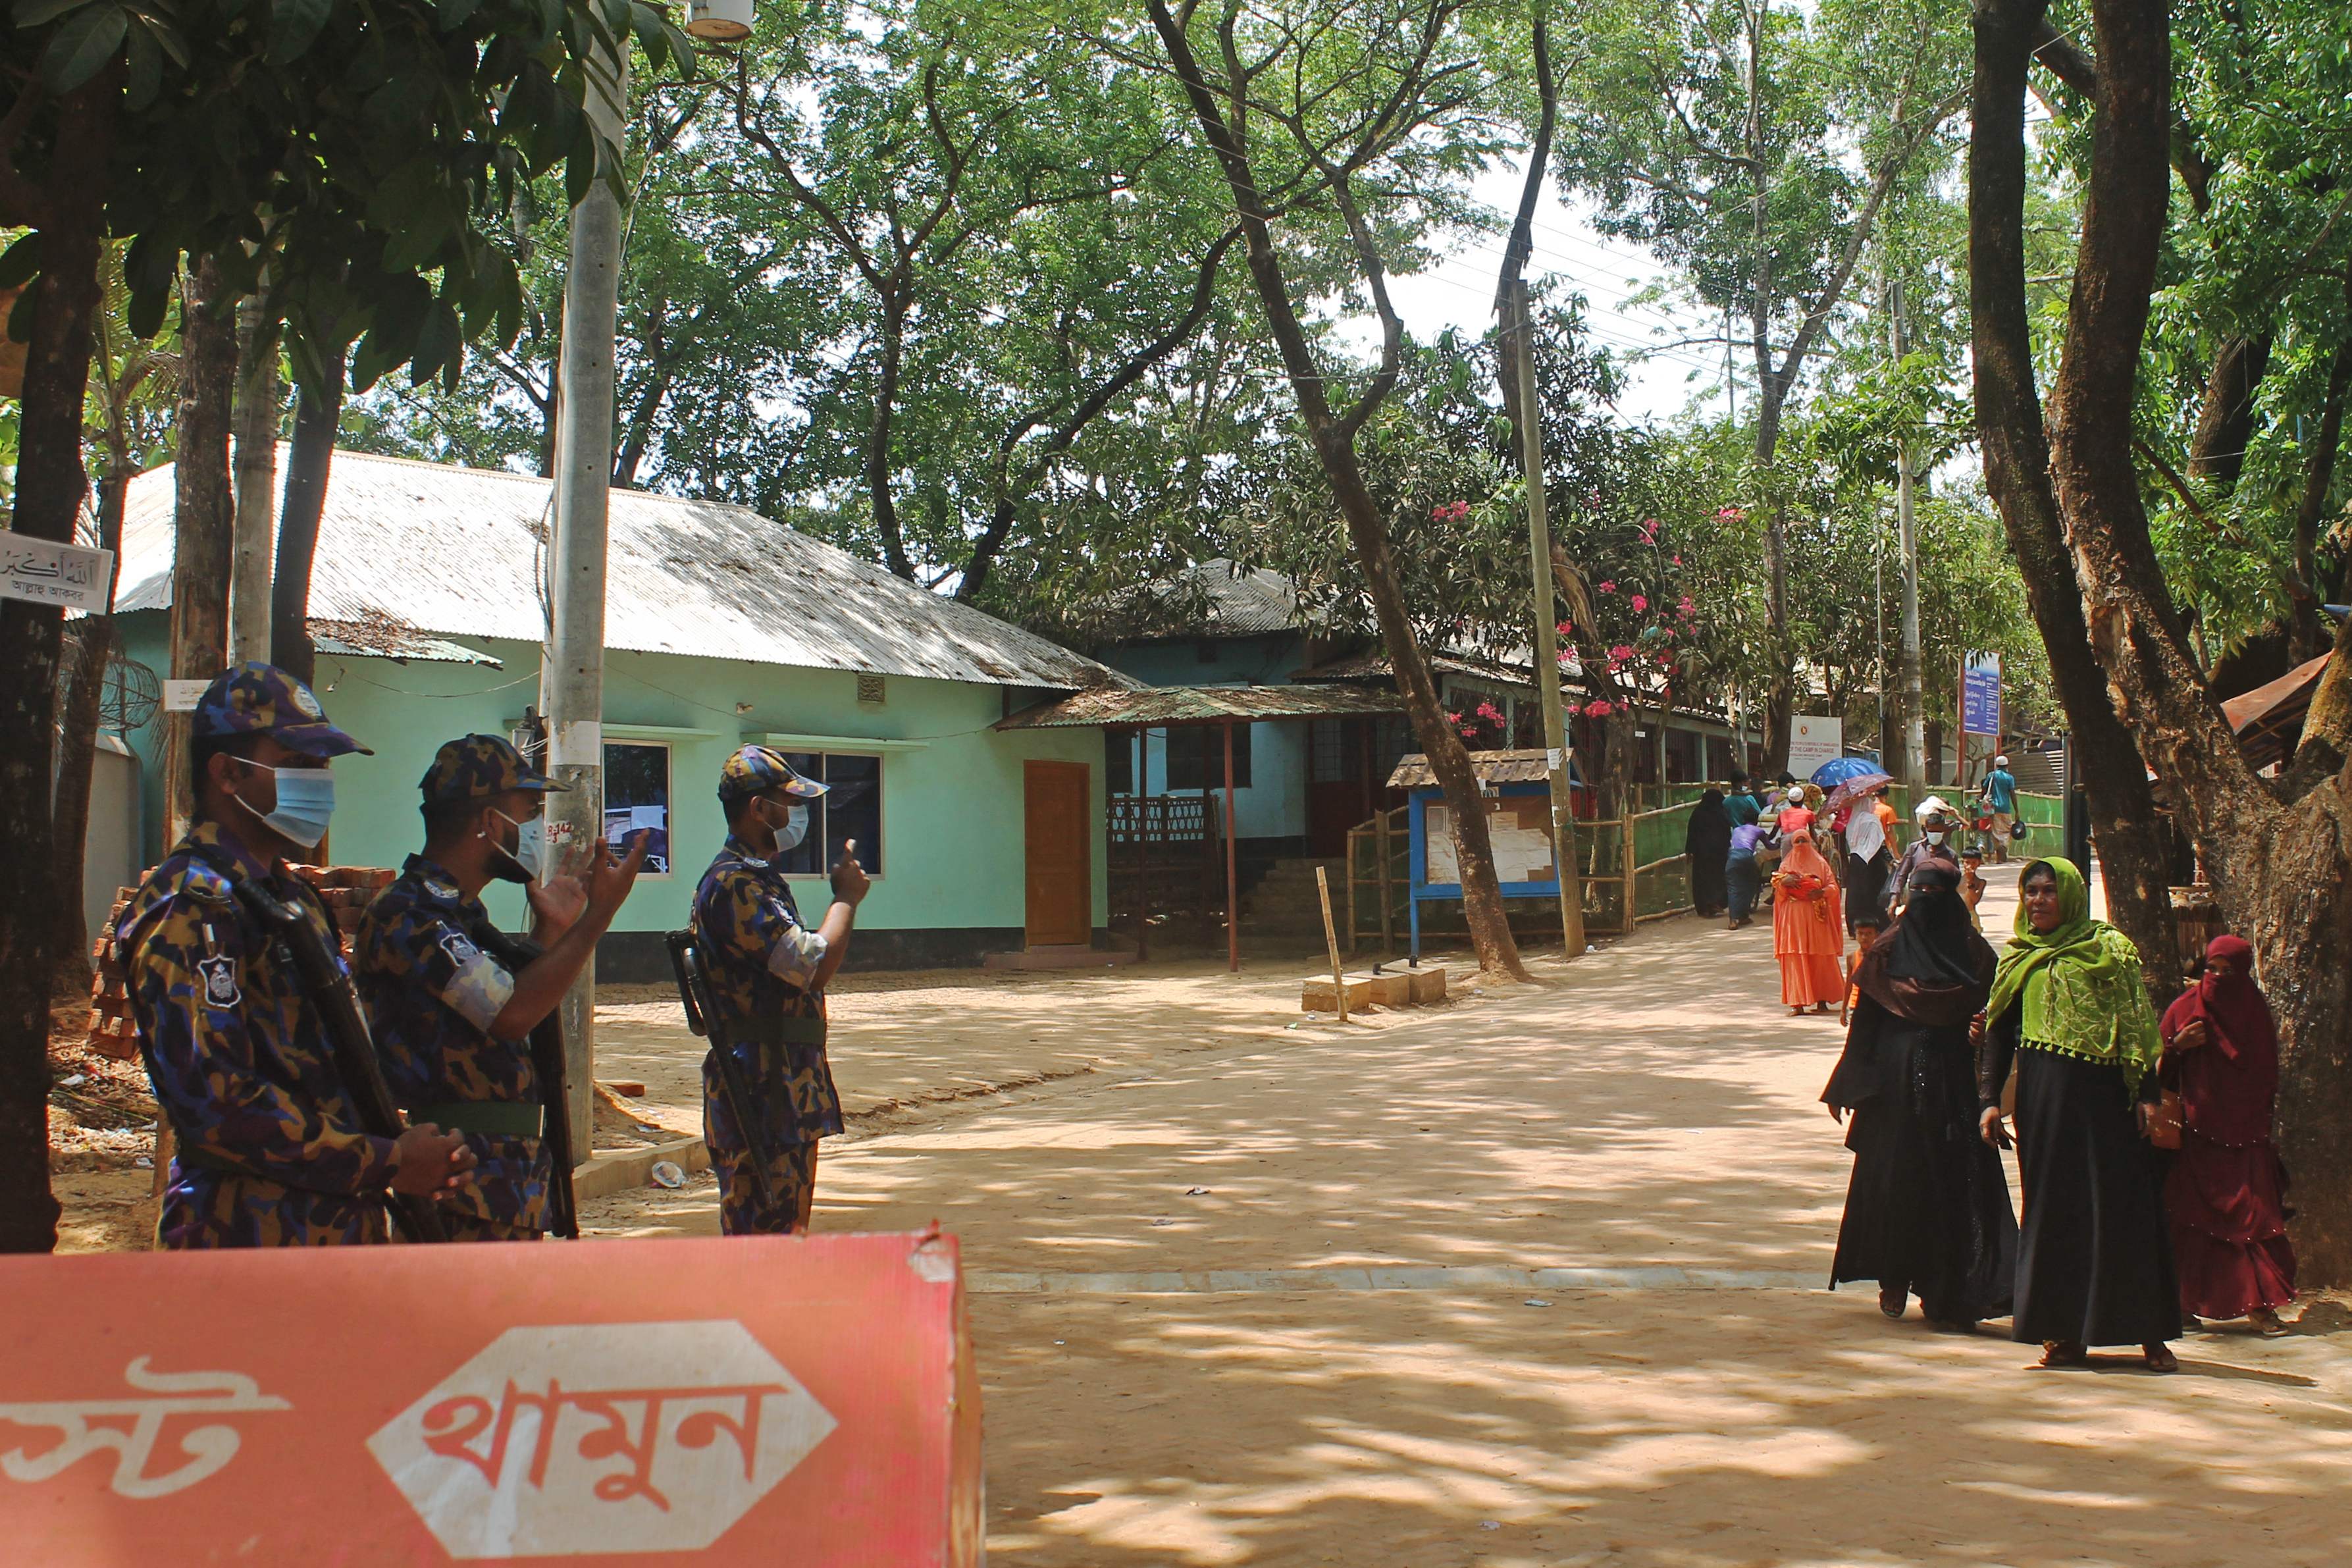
[{"left": 108, "top": 450, "right": 1125, "bottom": 977}]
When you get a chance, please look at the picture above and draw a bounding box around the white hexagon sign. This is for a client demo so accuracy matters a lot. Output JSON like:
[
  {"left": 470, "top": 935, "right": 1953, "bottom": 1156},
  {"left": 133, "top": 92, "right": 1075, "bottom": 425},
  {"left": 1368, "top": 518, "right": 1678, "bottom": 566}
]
[{"left": 367, "top": 1320, "right": 835, "bottom": 1559}]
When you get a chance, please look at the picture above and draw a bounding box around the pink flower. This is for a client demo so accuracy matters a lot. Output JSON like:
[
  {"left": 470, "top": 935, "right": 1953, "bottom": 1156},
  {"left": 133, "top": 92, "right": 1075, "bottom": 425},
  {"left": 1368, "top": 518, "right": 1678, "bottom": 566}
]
[
  {"left": 1609, "top": 644, "right": 1634, "bottom": 661},
  {"left": 1583, "top": 700, "right": 1614, "bottom": 718},
  {"left": 1446, "top": 710, "right": 1463, "bottom": 726},
  {"left": 1451, "top": 500, "right": 1471, "bottom": 520},
  {"left": 1556, "top": 620, "right": 1576, "bottom": 639},
  {"left": 1671, "top": 554, "right": 1684, "bottom": 566},
  {"left": 1631, "top": 594, "right": 1648, "bottom": 613},
  {"left": 1661, "top": 628, "right": 1675, "bottom": 640},
  {"left": 1598, "top": 580, "right": 1616, "bottom": 594},
  {"left": 1430, "top": 505, "right": 1448, "bottom": 521},
  {"left": 1476, "top": 700, "right": 1505, "bottom": 724},
  {"left": 1678, "top": 595, "right": 1696, "bottom": 617},
  {"left": 1717, "top": 506, "right": 1746, "bottom": 522}
]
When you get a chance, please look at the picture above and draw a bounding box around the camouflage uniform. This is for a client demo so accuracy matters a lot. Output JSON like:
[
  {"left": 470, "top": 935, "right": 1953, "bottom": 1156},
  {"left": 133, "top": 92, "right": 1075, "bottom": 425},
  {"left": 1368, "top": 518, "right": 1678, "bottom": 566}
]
[
  {"left": 353, "top": 735, "right": 567, "bottom": 1242},
  {"left": 115, "top": 664, "right": 393, "bottom": 1247},
  {"left": 694, "top": 747, "right": 841, "bottom": 1235}
]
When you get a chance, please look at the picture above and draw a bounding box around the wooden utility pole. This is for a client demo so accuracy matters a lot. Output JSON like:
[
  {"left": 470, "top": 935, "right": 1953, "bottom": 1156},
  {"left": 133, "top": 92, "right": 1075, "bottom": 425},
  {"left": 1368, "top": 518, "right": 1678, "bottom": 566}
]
[
  {"left": 1888, "top": 274, "right": 1927, "bottom": 789},
  {"left": 1221, "top": 719, "right": 1240, "bottom": 972},
  {"left": 164, "top": 260, "right": 242, "bottom": 842},
  {"left": 230, "top": 294, "right": 279, "bottom": 666},
  {"left": 1508, "top": 280, "right": 1586, "bottom": 958}
]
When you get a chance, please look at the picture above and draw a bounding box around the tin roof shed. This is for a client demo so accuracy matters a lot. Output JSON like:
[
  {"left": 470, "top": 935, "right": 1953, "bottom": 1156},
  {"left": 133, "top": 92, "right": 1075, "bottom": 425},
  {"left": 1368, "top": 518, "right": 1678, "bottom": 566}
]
[{"left": 115, "top": 448, "right": 1132, "bottom": 692}]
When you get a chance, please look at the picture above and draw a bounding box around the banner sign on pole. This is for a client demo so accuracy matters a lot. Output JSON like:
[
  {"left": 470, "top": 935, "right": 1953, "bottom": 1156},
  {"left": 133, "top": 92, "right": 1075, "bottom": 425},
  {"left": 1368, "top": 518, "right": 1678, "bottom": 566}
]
[
  {"left": 1786, "top": 716, "right": 1843, "bottom": 781},
  {"left": 1961, "top": 653, "right": 2002, "bottom": 737},
  {"left": 0, "top": 1231, "right": 981, "bottom": 1565},
  {"left": 0, "top": 538, "right": 113, "bottom": 612}
]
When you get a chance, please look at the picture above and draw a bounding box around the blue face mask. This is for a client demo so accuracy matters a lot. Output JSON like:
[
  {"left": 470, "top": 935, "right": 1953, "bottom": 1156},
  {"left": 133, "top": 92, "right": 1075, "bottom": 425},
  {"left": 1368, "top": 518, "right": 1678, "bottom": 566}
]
[
  {"left": 236, "top": 762, "right": 336, "bottom": 850},
  {"left": 488, "top": 808, "right": 545, "bottom": 883}
]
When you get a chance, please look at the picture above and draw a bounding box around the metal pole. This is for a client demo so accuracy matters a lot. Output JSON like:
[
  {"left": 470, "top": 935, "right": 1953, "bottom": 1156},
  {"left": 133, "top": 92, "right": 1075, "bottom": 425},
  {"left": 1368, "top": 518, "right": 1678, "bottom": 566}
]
[
  {"left": 1890, "top": 276, "right": 1927, "bottom": 789},
  {"left": 1509, "top": 279, "right": 1586, "bottom": 957},
  {"left": 544, "top": 38, "right": 629, "bottom": 1160},
  {"left": 1222, "top": 719, "right": 1240, "bottom": 972}
]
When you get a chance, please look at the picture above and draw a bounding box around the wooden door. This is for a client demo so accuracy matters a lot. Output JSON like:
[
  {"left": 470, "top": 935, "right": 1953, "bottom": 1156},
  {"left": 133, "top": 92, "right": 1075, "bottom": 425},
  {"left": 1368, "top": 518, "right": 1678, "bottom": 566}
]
[{"left": 1024, "top": 761, "right": 1092, "bottom": 947}]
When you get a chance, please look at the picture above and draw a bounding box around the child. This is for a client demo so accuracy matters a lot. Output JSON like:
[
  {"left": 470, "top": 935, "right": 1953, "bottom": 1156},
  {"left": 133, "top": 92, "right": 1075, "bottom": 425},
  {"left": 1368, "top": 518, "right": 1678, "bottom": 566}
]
[
  {"left": 1958, "top": 847, "right": 1988, "bottom": 926},
  {"left": 1841, "top": 918, "right": 1881, "bottom": 1026}
]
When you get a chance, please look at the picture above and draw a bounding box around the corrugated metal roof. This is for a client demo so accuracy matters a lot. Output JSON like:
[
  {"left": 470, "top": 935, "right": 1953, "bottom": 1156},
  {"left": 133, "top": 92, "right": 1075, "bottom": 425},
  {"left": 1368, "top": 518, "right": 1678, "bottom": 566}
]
[
  {"left": 309, "top": 614, "right": 500, "bottom": 666},
  {"left": 116, "top": 448, "right": 1132, "bottom": 691},
  {"left": 1126, "top": 558, "right": 1301, "bottom": 639},
  {"left": 1387, "top": 748, "right": 1561, "bottom": 789},
  {"left": 995, "top": 682, "right": 1406, "bottom": 729}
]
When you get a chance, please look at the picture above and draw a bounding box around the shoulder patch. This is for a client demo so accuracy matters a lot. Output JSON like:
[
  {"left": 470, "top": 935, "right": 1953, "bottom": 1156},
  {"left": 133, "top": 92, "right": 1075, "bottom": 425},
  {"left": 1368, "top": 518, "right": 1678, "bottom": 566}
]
[
  {"left": 438, "top": 930, "right": 483, "bottom": 966},
  {"left": 196, "top": 954, "right": 242, "bottom": 1008},
  {"left": 176, "top": 862, "right": 238, "bottom": 906}
]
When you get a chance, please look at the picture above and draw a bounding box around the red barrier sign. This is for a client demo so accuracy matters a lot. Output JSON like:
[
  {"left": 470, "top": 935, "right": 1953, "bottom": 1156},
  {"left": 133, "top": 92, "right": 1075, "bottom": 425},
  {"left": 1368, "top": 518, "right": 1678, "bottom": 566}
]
[{"left": 0, "top": 1231, "right": 980, "bottom": 1565}]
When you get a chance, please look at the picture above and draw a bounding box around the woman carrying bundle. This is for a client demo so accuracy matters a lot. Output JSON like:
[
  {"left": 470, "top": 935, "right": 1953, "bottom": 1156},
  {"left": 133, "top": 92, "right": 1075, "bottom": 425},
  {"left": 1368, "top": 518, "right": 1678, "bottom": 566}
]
[{"left": 1772, "top": 825, "right": 1845, "bottom": 1015}]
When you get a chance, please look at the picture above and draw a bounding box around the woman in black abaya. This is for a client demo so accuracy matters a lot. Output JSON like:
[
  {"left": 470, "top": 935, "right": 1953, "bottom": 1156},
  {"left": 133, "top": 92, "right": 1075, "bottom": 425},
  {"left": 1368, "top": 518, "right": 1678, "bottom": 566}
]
[
  {"left": 1823, "top": 865, "right": 2017, "bottom": 1330},
  {"left": 1685, "top": 789, "right": 1733, "bottom": 918}
]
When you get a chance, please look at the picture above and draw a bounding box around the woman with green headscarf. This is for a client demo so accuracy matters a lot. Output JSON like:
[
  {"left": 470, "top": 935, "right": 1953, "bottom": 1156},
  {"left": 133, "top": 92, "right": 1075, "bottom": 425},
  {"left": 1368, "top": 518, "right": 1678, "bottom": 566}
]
[{"left": 1973, "top": 858, "right": 2182, "bottom": 1371}]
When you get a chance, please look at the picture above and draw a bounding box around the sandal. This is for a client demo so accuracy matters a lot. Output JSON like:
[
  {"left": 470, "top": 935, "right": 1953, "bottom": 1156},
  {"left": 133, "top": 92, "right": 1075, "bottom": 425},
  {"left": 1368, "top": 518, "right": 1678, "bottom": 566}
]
[
  {"left": 2249, "top": 1307, "right": 2288, "bottom": 1338},
  {"left": 2143, "top": 1342, "right": 2178, "bottom": 1374},
  {"left": 2039, "top": 1340, "right": 2087, "bottom": 1368},
  {"left": 1879, "top": 1286, "right": 1908, "bottom": 1320}
]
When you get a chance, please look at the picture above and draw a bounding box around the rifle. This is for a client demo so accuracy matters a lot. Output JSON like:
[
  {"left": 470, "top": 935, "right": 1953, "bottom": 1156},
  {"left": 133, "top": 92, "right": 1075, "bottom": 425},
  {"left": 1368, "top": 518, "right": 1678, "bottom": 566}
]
[
  {"left": 666, "top": 928, "right": 776, "bottom": 1213},
  {"left": 228, "top": 875, "right": 450, "bottom": 1244},
  {"left": 469, "top": 924, "right": 579, "bottom": 1239}
]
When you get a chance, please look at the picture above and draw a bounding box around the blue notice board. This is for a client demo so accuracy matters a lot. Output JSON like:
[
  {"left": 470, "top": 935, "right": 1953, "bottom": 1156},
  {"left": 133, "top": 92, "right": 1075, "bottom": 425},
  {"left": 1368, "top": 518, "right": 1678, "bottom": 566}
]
[
  {"left": 1405, "top": 782, "right": 1563, "bottom": 960},
  {"left": 1961, "top": 653, "right": 2001, "bottom": 736}
]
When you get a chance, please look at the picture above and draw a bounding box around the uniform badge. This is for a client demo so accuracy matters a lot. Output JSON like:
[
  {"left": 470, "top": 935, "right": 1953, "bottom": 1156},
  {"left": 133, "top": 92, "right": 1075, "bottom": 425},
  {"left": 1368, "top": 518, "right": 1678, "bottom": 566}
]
[
  {"left": 196, "top": 954, "right": 242, "bottom": 1008},
  {"left": 290, "top": 684, "right": 325, "bottom": 719},
  {"left": 440, "top": 931, "right": 482, "bottom": 966}
]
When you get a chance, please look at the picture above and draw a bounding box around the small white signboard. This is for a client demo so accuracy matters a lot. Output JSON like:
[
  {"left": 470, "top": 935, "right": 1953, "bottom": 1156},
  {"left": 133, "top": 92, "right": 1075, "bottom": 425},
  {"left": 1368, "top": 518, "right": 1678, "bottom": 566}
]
[
  {"left": 1787, "top": 716, "right": 1844, "bottom": 781},
  {"left": 163, "top": 680, "right": 211, "bottom": 714},
  {"left": 0, "top": 537, "right": 113, "bottom": 611}
]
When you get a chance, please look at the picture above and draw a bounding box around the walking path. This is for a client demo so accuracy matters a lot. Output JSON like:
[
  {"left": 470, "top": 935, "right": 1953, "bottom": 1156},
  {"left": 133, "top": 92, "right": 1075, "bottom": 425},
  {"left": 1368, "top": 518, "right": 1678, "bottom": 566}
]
[{"left": 585, "top": 867, "right": 2351, "bottom": 1566}]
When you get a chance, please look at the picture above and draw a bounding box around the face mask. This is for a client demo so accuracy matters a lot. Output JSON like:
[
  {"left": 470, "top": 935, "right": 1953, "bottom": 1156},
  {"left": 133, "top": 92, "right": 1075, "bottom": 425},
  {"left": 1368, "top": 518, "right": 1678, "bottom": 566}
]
[
  {"left": 1925, "top": 830, "right": 1947, "bottom": 847},
  {"left": 487, "top": 808, "right": 544, "bottom": 883},
  {"left": 773, "top": 801, "right": 811, "bottom": 853},
  {"left": 232, "top": 762, "right": 336, "bottom": 850}
]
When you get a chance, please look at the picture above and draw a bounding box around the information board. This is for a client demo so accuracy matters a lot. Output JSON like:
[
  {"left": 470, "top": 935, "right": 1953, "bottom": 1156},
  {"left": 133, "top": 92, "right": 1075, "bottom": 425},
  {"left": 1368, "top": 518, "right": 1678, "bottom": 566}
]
[
  {"left": 1961, "top": 653, "right": 2002, "bottom": 736},
  {"left": 1423, "top": 797, "right": 1558, "bottom": 887},
  {"left": 1787, "top": 716, "right": 1844, "bottom": 781}
]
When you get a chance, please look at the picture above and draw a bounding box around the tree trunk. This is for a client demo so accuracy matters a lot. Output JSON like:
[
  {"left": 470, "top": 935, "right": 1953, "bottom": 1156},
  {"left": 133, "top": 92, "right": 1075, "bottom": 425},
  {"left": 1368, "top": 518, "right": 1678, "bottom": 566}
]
[
  {"left": 49, "top": 467, "right": 129, "bottom": 1003},
  {"left": 163, "top": 258, "right": 242, "bottom": 841},
  {"left": 271, "top": 359, "right": 344, "bottom": 687},
  {"left": 0, "top": 72, "right": 113, "bottom": 1257},
  {"left": 2185, "top": 331, "right": 2270, "bottom": 490},
  {"left": 2047, "top": 0, "right": 2352, "bottom": 1283},
  {"left": 1143, "top": 0, "right": 1525, "bottom": 978},
  {"left": 230, "top": 295, "right": 280, "bottom": 663},
  {"left": 868, "top": 288, "right": 914, "bottom": 580},
  {"left": 2290, "top": 288, "right": 2350, "bottom": 660},
  {"left": 1972, "top": 0, "right": 2180, "bottom": 997}
]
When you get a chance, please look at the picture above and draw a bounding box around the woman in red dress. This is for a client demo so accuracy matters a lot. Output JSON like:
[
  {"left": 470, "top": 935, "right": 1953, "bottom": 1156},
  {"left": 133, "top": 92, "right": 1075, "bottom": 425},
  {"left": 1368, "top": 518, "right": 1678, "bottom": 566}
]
[
  {"left": 2160, "top": 935, "right": 2296, "bottom": 1334},
  {"left": 1772, "top": 829, "right": 1845, "bottom": 1015}
]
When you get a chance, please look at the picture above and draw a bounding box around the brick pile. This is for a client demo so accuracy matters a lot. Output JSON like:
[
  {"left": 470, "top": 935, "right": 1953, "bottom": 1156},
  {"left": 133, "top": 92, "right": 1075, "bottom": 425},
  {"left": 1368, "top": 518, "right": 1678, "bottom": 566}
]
[{"left": 83, "top": 865, "right": 396, "bottom": 1060}]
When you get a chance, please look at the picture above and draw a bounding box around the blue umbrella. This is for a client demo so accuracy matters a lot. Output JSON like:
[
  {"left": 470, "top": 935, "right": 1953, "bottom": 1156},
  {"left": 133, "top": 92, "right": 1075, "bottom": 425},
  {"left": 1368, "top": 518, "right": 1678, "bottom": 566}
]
[{"left": 1810, "top": 756, "right": 1882, "bottom": 789}]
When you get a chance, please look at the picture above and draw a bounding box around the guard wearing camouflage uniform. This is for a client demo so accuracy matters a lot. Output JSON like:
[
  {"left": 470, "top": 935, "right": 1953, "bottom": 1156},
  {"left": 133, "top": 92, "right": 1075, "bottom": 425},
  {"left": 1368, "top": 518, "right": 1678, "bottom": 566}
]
[
  {"left": 353, "top": 735, "right": 644, "bottom": 1241},
  {"left": 693, "top": 746, "right": 870, "bottom": 1234},
  {"left": 115, "top": 664, "right": 474, "bottom": 1247}
]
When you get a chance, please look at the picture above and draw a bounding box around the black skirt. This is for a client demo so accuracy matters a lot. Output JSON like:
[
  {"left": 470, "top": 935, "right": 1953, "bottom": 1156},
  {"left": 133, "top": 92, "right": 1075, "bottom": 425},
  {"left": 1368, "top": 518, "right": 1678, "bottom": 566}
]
[
  {"left": 2010, "top": 1049, "right": 2182, "bottom": 1346},
  {"left": 1831, "top": 1020, "right": 2018, "bottom": 1324}
]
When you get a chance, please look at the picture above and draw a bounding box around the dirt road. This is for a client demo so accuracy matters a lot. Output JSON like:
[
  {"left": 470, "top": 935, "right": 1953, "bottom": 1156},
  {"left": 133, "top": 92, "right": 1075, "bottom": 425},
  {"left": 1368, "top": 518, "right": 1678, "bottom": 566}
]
[{"left": 587, "top": 870, "right": 2352, "bottom": 1567}]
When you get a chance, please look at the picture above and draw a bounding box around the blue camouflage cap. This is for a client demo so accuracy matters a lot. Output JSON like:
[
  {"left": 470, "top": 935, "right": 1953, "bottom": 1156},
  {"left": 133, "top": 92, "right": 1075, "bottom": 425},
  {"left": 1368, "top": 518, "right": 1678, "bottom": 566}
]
[
  {"left": 192, "top": 662, "right": 371, "bottom": 757},
  {"left": 718, "top": 745, "right": 828, "bottom": 804},
  {"left": 420, "top": 733, "right": 567, "bottom": 804}
]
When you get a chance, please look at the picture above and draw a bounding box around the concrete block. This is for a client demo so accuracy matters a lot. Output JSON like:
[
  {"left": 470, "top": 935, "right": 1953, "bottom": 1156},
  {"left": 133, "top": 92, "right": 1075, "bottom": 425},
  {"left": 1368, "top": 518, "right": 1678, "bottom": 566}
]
[
  {"left": 1301, "top": 975, "right": 1375, "bottom": 1013},
  {"left": 1408, "top": 966, "right": 1448, "bottom": 1005}
]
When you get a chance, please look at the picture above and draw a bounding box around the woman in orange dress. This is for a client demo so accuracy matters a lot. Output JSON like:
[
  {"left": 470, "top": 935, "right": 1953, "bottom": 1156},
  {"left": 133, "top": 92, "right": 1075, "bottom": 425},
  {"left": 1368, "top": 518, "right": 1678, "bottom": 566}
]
[{"left": 1773, "top": 826, "right": 1846, "bottom": 1014}]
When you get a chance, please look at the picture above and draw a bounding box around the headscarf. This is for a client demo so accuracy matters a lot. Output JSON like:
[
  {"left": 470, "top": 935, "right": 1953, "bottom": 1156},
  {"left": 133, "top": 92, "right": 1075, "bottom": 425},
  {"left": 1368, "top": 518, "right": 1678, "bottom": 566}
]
[
  {"left": 1775, "top": 832, "right": 1835, "bottom": 892},
  {"left": 2159, "top": 934, "right": 2280, "bottom": 1145},
  {"left": 1985, "top": 857, "right": 2163, "bottom": 1093},
  {"left": 1857, "top": 864, "right": 1995, "bottom": 1028},
  {"left": 1846, "top": 797, "right": 1888, "bottom": 863},
  {"left": 1688, "top": 789, "right": 1730, "bottom": 835}
]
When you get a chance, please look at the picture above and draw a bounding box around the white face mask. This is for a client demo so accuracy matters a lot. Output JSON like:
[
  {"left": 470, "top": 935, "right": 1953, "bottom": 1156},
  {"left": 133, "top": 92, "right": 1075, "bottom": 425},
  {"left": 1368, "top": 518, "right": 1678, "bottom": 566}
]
[
  {"left": 488, "top": 808, "right": 544, "bottom": 883},
  {"left": 764, "top": 798, "right": 810, "bottom": 852},
  {"left": 1925, "top": 830, "right": 1947, "bottom": 847}
]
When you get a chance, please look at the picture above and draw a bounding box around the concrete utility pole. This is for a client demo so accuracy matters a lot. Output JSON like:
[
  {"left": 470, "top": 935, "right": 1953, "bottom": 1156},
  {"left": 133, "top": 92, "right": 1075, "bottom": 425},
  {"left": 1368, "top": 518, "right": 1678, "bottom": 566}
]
[
  {"left": 1888, "top": 276, "right": 1927, "bottom": 789},
  {"left": 1509, "top": 280, "right": 1586, "bottom": 958},
  {"left": 544, "top": 39, "right": 629, "bottom": 1159}
]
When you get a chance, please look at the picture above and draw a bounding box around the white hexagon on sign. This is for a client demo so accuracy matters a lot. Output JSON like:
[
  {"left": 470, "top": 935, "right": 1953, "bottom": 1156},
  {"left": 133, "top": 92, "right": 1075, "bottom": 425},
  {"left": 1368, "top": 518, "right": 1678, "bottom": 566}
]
[{"left": 367, "top": 1320, "right": 835, "bottom": 1559}]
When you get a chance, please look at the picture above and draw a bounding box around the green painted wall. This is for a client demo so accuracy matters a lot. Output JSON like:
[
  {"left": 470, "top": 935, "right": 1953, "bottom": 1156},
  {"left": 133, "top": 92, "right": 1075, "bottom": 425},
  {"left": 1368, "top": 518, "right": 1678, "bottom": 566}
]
[{"left": 115, "top": 615, "right": 1107, "bottom": 939}]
